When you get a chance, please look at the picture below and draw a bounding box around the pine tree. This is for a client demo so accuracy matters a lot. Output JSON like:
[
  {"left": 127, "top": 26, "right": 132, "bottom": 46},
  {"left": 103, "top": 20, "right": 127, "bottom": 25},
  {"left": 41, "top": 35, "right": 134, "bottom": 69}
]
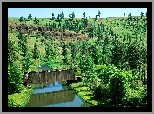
[{"left": 33, "top": 43, "right": 39, "bottom": 60}]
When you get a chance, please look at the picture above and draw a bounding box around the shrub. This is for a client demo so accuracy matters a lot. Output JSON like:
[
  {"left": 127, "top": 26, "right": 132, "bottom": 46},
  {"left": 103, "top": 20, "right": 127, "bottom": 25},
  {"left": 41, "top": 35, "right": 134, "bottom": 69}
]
[
  {"left": 122, "top": 85, "right": 147, "bottom": 107},
  {"left": 8, "top": 65, "right": 23, "bottom": 95},
  {"left": 8, "top": 85, "right": 33, "bottom": 107},
  {"left": 93, "top": 84, "right": 110, "bottom": 100},
  {"left": 78, "top": 55, "right": 95, "bottom": 75},
  {"left": 74, "top": 66, "right": 81, "bottom": 76},
  {"left": 109, "top": 70, "right": 128, "bottom": 105},
  {"left": 95, "top": 64, "right": 108, "bottom": 73},
  {"left": 82, "top": 72, "right": 99, "bottom": 89},
  {"left": 8, "top": 38, "right": 23, "bottom": 95},
  {"left": 95, "top": 64, "right": 118, "bottom": 84},
  {"left": 130, "top": 80, "right": 143, "bottom": 90}
]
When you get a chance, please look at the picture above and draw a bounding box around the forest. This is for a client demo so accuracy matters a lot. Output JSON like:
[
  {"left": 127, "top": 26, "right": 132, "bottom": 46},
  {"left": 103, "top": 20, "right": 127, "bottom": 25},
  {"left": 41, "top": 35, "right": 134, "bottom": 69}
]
[{"left": 8, "top": 11, "right": 147, "bottom": 107}]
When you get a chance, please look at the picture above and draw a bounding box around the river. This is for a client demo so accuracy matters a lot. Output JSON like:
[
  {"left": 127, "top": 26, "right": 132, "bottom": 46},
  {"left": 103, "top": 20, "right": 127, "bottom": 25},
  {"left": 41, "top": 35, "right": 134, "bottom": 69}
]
[{"left": 25, "top": 81, "right": 93, "bottom": 107}]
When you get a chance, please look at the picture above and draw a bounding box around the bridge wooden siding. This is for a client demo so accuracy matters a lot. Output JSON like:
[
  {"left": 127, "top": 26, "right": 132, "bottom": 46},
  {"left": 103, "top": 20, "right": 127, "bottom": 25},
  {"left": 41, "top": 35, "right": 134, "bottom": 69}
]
[
  {"left": 25, "top": 90, "right": 75, "bottom": 107},
  {"left": 27, "top": 69, "right": 76, "bottom": 84}
]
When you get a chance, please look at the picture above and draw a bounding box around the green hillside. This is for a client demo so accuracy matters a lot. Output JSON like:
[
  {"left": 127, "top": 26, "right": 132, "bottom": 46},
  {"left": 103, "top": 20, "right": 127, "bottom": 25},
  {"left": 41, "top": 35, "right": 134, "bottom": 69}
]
[{"left": 8, "top": 14, "right": 147, "bottom": 107}]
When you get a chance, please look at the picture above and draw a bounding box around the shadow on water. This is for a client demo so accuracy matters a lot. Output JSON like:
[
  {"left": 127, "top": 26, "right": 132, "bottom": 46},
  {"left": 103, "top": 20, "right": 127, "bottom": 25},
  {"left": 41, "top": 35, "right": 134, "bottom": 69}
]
[{"left": 25, "top": 81, "right": 93, "bottom": 107}]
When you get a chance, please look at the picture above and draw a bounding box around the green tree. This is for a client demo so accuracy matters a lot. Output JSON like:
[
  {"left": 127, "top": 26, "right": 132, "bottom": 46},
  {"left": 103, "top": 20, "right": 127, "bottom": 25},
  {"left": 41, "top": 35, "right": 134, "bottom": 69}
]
[
  {"left": 45, "top": 43, "right": 50, "bottom": 62},
  {"left": 28, "top": 14, "right": 32, "bottom": 20},
  {"left": 70, "top": 42, "right": 77, "bottom": 68},
  {"left": 17, "top": 32, "right": 27, "bottom": 57},
  {"left": 34, "top": 17, "right": 39, "bottom": 24},
  {"left": 79, "top": 55, "right": 94, "bottom": 76},
  {"left": 19, "top": 16, "right": 24, "bottom": 22},
  {"left": 62, "top": 42, "right": 69, "bottom": 68},
  {"left": 83, "top": 12, "right": 85, "bottom": 18},
  {"left": 140, "top": 12, "right": 144, "bottom": 18},
  {"left": 22, "top": 53, "right": 33, "bottom": 72},
  {"left": 33, "top": 43, "right": 39, "bottom": 60},
  {"left": 17, "top": 32, "right": 33, "bottom": 72},
  {"left": 8, "top": 39, "right": 23, "bottom": 94},
  {"left": 52, "top": 13, "right": 55, "bottom": 20},
  {"left": 98, "top": 10, "right": 101, "bottom": 17},
  {"left": 89, "top": 44, "right": 102, "bottom": 65}
]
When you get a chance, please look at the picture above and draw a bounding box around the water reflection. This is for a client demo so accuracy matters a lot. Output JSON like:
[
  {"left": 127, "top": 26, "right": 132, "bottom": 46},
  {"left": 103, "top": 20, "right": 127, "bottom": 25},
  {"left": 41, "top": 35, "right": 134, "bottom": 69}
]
[
  {"left": 33, "top": 82, "right": 67, "bottom": 94},
  {"left": 41, "top": 95, "right": 84, "bottom": 107},
  {"left": 25, "top": 81, "right": 92, "bottom": 107}
]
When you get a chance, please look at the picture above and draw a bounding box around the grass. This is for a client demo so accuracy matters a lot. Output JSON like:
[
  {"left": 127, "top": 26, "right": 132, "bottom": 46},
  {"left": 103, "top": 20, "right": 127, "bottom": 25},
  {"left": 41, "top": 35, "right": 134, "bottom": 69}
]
[
  {"left": 70, "top": 82, "right": 120, "bottom": 107},
  {"left": 70, "top": 82, "right": 99, "bottom": 106},
  {"left": 8, "top": 85, "right": 33, "bottom": 107}
]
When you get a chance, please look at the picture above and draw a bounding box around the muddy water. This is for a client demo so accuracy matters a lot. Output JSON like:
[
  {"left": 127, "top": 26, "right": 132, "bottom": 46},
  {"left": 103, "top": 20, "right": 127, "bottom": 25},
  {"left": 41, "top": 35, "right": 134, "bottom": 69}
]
[{"left": 25, "top": 81, "right": 92, "bottom": 107}]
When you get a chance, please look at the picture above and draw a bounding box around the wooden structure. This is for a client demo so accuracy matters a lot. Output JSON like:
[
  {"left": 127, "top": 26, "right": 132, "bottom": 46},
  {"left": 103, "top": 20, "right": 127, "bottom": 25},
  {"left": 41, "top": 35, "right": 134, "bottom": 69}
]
[{"left": 27, "top": 69, "right": 76, "bottom": 84}]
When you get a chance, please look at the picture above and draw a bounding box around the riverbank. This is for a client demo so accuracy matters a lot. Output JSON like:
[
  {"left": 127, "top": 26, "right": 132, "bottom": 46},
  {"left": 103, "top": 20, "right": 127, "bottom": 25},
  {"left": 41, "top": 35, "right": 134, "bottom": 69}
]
[
  {"left": 70, "top": 82, "right": 99, "bottom": 106},
  {"left": 8, "top": 84, "right": 33, "bottom": 107},
  {"left": 70, "top": 82, "right": 116, "bottom": 107}
]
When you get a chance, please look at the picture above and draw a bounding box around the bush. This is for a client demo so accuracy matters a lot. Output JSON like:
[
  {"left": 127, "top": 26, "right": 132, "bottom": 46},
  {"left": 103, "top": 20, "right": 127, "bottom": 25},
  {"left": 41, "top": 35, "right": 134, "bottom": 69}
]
[
  {"left": 8, "top": 64, "right": 23, "bottom": 95},
  {"left": 74, "top": 66, "right": 81, "bottom": 76},
  {"left": 109, "top": 70, "right": 128, "bottom": 105},
  {"left": 93, "top": 84, "right": 110, "bottom": 100},
  {"left": 82, "top": 72, "right": 99, "bottom": 88},
  {"left": 78, "top": 55, "right": 94, "bottom": 75},
  {"left": 95, "top": 64, "right": 108, "bottom": 73},
  {"left": 8, "top": 38, "right": 23, "bottom": 95},
  {"left": 130, "top": 80, "right": 143, "bottom": 90},
  {"left": 8, "top": 85, "right": 33, "bottom": 107},
  {"left": 122, "top": 86, "right": 147, "bottom": 107},
  {"left": 95, "top": 64, "right": 118, "bottom": 84}
]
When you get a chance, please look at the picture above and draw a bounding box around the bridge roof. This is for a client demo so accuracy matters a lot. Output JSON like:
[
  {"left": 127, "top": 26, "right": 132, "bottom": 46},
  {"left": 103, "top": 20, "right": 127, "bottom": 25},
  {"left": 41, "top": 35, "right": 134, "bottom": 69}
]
[{"left": 37, "top": 64, "right": 52, "bottom": 71}]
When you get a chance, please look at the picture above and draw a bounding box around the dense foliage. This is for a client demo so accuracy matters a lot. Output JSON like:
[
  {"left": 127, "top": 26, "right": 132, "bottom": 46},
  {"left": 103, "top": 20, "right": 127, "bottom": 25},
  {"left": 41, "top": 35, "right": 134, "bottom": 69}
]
[{"left": 8, "top": 11, "right": 147, "bottom": 107}]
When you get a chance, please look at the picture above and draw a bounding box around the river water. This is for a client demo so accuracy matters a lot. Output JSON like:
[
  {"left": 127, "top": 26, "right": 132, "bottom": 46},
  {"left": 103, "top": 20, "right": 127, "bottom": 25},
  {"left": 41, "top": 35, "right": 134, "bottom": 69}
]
[{"left": 25, "top": 81, "right": 93, "bottom": 107}]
